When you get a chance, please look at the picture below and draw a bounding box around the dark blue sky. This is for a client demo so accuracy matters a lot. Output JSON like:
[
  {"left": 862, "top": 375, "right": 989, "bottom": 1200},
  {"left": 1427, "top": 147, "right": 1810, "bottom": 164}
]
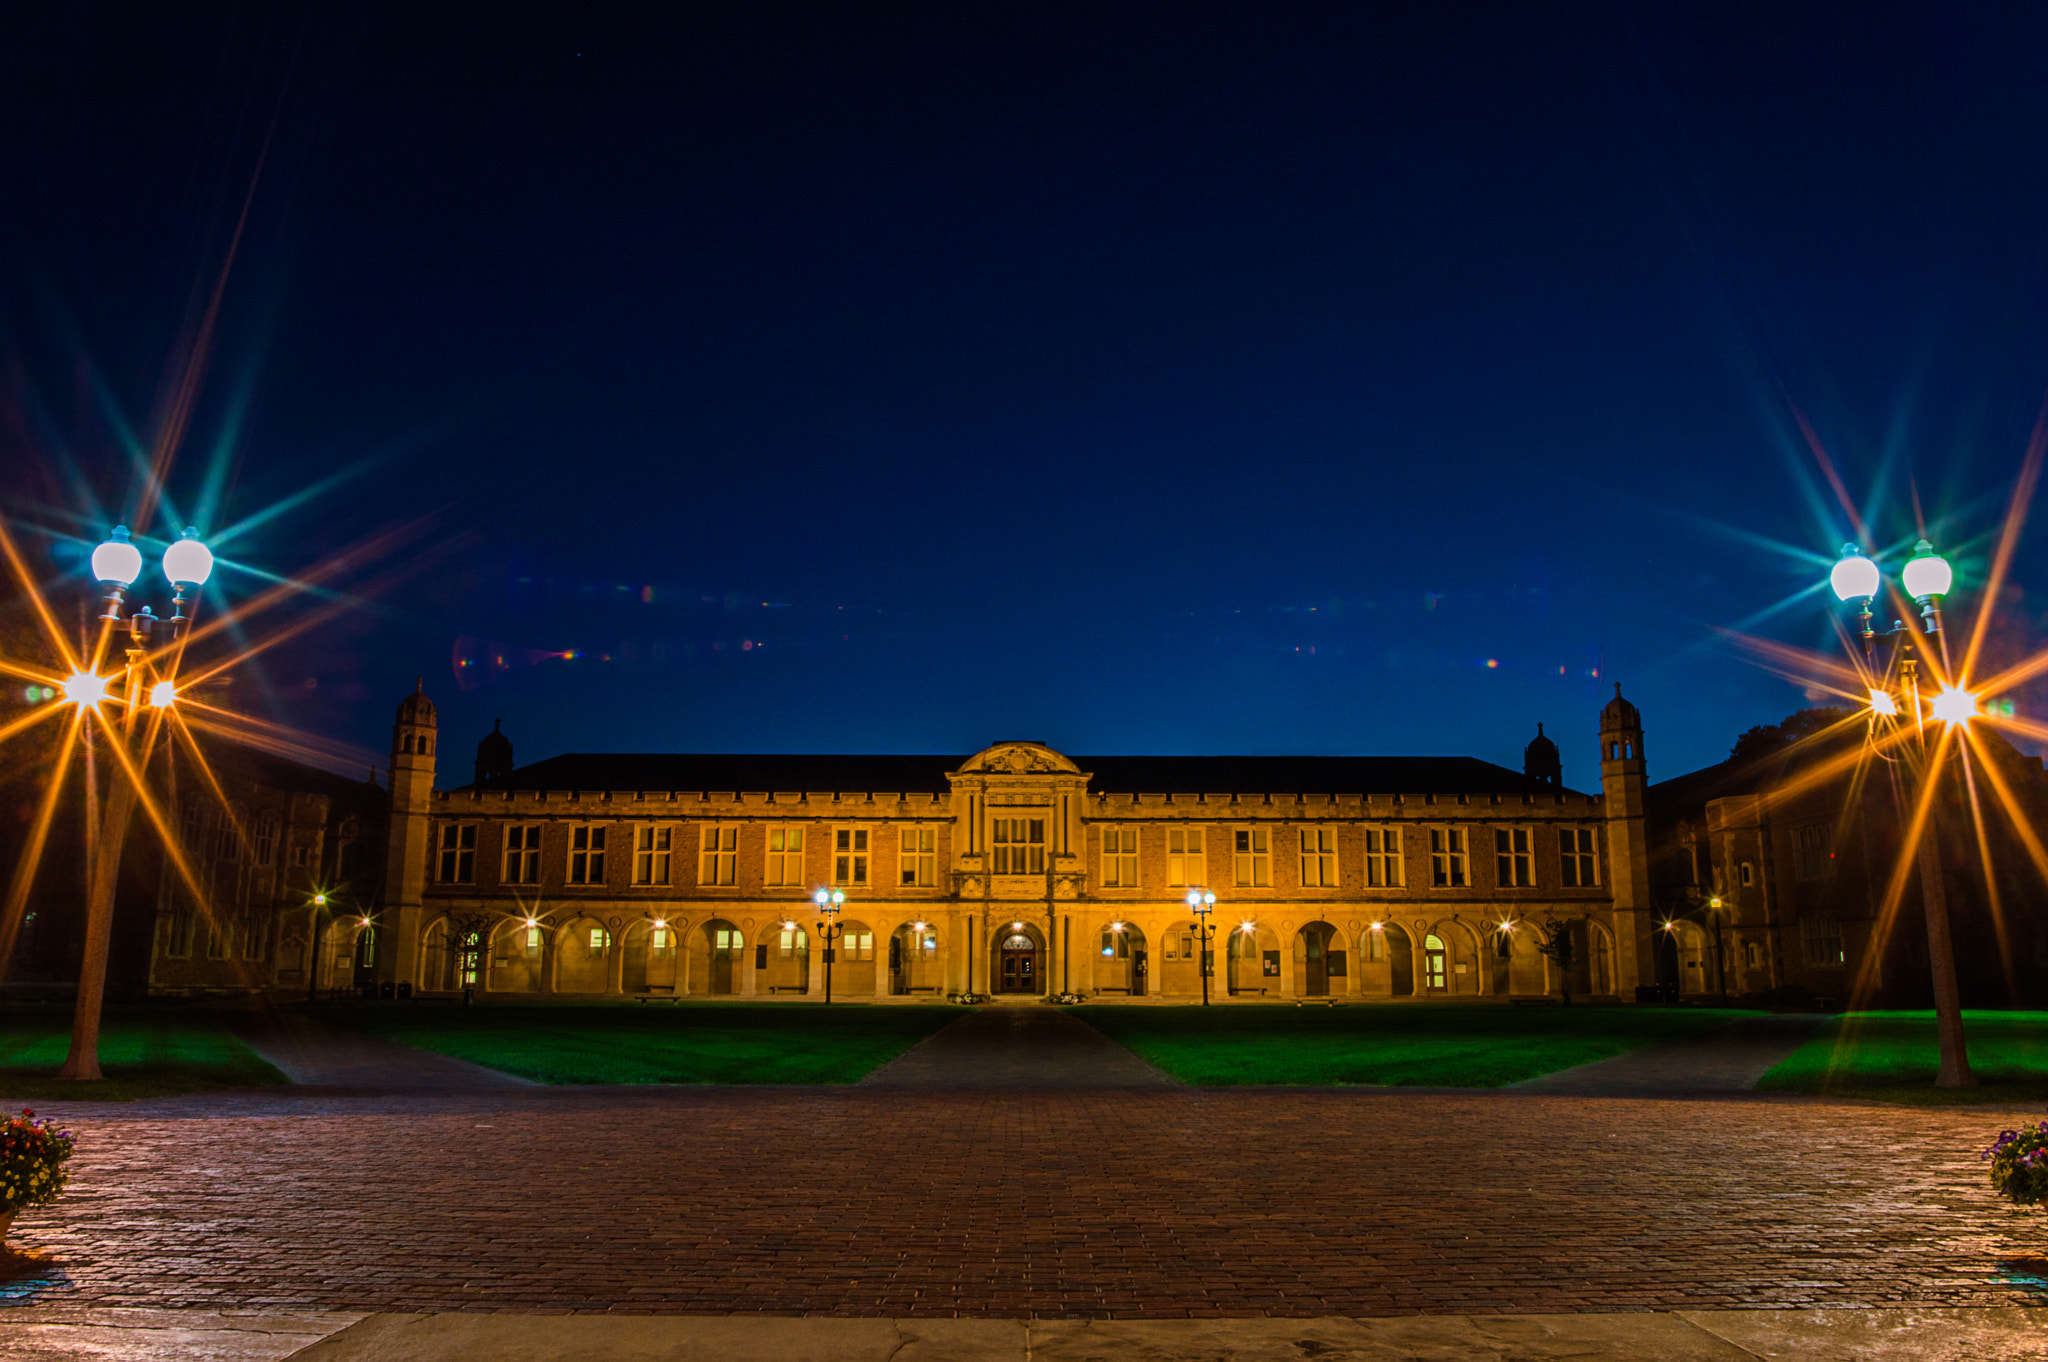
[{"left": 6, "top": 3, "right": 2048, "bottom": 785}]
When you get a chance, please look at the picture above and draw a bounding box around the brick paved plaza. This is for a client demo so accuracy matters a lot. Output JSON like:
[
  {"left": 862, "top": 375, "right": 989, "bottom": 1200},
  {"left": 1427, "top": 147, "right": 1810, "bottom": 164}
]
[{"left": 9, "top": 1083, "right": 2047, "bottom": 1320}]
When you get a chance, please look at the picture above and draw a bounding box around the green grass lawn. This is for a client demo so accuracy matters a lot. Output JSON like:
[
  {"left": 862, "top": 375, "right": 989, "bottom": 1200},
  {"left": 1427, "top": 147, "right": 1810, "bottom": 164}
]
[
  {"left": 1758, "top": 1011, "right": 2048, "bottom": 1105},
  {"left": 320, "top": 1001, "right": 962, "bottom": 1084},
  {"left": 1072, "top": 1003, "right": 1761, "bottom": 1086},
  {"left": 0, "top": 1006, "right": 288, "bottom": 1101}
]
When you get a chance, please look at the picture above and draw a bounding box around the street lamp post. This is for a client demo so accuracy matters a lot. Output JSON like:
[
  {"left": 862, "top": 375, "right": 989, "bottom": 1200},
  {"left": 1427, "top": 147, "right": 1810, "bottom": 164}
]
[
  {"left": 1186, "top": 889, "right": 1215, "bottom": 1006},
  {"left": 59, "top": 525, "right": 212, "bottom": 1081},
  {"left": 813, "top": 888, "right": 845, "bottom": 1004},
  {"left": 1829, "top": 539, "right": 1974, "bottom": 1088}
]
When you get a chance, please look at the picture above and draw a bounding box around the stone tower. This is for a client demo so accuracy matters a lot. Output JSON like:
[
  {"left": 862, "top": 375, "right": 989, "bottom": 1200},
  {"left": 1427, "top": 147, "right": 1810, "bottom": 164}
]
[
  {"left": 1522, "top": 722, "right": 1561, "bottom": 788},
  {"left": 475, "top": 719, "right": 514, "bottom": 786},
  {"left": 381, "top": 681, "right": 438, "bottom": 990},
  {"left": 1599, "top": 684, "right": 1653, "bottom": 997}
]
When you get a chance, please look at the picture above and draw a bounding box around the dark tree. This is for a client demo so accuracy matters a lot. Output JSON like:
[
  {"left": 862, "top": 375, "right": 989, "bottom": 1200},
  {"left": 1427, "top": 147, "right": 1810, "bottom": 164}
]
[
  {"left": 1534, "top": 913, "right": 1586, "bottom": 1006},
  {"left": 438, "top": 910, "right": 498, "bottom": 1002},
  {"left": 1729, "top": 707, "right": 1854, "bottom": 766}
]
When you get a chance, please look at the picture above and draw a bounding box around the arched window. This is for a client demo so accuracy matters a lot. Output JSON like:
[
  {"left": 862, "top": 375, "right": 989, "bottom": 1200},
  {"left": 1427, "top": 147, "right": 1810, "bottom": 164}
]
[{"left": 1002, "top": 933, "right": 1033, "bottom": 952}]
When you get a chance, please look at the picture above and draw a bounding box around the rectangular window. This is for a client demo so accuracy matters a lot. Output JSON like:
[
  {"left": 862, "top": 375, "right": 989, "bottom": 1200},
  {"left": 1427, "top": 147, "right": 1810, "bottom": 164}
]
[
  {"left": 1744, "top": 940, "right": 1760, "bottom": 968},
  {"left": 841, "top": 930, "right": 874, "bottom": 961},
  {"left": 699, "top": 826, "right": 737, "bottom": 886},
  {"left": 1494, "top": 827, "right": 1532, "bottom": 887},
  {"left": 1800, "top": 913, "right": 1845, "bottom": 967},
  {"left": 1297, "top": 827, "right": 1336, "bottom": 887},
  {"left": 504, "top": 825, "right": 542, "bottom": 884},
  {"left": 569, "top": 826, "right": 608, "bottom": 885},
  {"left": 1163, "top": 935, "right": 1178, "bottom": 960},
  {"left": 1101, "top": 827, "right": 1139, "bottom": 887},
  {"left": 438, "top": 824, "right": 477, "bottom": 883},
  {"left": 588, "top": 927, "right": 611, "bottom": 953},
  {"left": 650, "top": 926, "right": 671, "bottom": 953},
  {"left": 524, "top": 925, "right": 542, "bottom": 956},
  {"left": 205, "top": 922, "right": 229, "bottom": 959},
  {"left": 899, "top": 826, "right": 935, "bottom": 886},
  {"left": 1166, "top": 827, "right": 1205, "bottom": 886},
  {"left": 714, "top": 927, "right": 744, "bottom": 951},
  {"left": 766, "top": 826, "right": 806, "bottom": 886},
  {"left": 1363, "top": 827, "right": 1403, "bottom": 887},
  {"left": 241, "top": 913, "right": 268, "bottom": 962},
  {"left": 1559, "top": 827, "right": 1598, "bottom": 887},
  {"left": 634, "top": 825, "right": 672, "bottom": 885},
  {"left": 991, "top": 818, "right": 1044, "bottom": 875},
  {"left": 1233, "top": 828, "right": 1271, "bottom": 887},
  {"left": 1367, "top": 929, "right": 1385, "bottom": 962},
  {"left": 1794, "top": 822, "right": 1835, "bottom": 881},
  {"left": 1739, "top": 860, "right": 1755, "bottom": 887},
  {"left": 778, "top": 926, "right": 807, "bottom": 957},
  {"left": 291, "top": 844, "right": 310, "bottom": 869},
  {"left": 254, "top": 816, "right": 277, "bottom": 866},
  {"left": 834, "top": 828, "right": 870, "bottom": 885},
  {"left": 1430, "top": 828, "right": 1469, "bottom": 887}
]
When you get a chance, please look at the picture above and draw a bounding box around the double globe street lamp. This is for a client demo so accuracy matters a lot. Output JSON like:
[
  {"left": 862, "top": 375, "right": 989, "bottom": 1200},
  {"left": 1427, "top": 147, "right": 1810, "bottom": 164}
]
[
  {"left": 813, "top": 888, "right": 846, "bottom": 1004},
  {"left": 1828, "top": 536, "right": 1974, "bottom": 1088},
  {"left": 59, "top": 525, "right": 215, "bottom": 1081}
]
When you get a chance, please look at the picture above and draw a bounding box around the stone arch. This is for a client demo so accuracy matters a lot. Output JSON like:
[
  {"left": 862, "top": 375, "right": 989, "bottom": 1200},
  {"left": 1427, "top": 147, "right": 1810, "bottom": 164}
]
[
  {"left": 1668, "top": 918, "right": 1709, "bottom": 995},
  {"left": 490, "top": 915, "right": 545, "bottom": 994},
  {"left": 420, "top": 914, "right": 481, "bottom": 993},
  {"left": 1292, "top": 919, "right": 1345, "bottom": 997},
  {"left": 1150, "top": 918, "right": 1206, "bottom": 997},
  {"left": 1368, "top": 921, "right": 1415, "bottom": 996},
  {"left": 553, "top": 914, "right": 612, "bottom": 994},
  {"left": 888, "top": 919, "right": 942, "bottom": 996},
  {"left": 1588, "top": 919, "right": 1616, "bottom": 996},
  {"left": 826, "top": 917, "right": 879, "bottom": 997},
  {"left": 991, "top": 919, "right": 1048, "bottom": 995},
  {"left": 1091, "top": 918, "right": 1150, "bottom": 997},
  {"left": 756, "top": 917, "right": 811, "bottom": 995},
  {"left": 696, "top": 917, "right": 746, "bottom": 995},
  {"left": 621, "top": 915, "right": 681, "bottom": 995},
  {"left": 1224, "top": 920, "right": 1280, "bottom": 996}
]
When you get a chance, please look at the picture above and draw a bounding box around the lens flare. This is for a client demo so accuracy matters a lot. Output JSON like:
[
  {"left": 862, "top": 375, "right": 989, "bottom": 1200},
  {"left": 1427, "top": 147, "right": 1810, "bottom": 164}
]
[
  {"left": 1868, "top": 688, "right": 1898, "bottom": 717},
  {"left": 63, "top": 672, "right": 110, "bottom": 707},
  {"left": 1931, "top": 686, "right": 1976, "bottom": 726},
  {"left": 149, "top": 681, "right": 177, "bottom": 708}
]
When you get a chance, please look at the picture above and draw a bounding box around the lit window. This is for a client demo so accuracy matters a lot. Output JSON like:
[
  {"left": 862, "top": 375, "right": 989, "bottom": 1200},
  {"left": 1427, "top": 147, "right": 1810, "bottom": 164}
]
[
  {"left": 1364, "top": 828, "right": 1402, "bottom": 887},
  {"left": 438, "top": 824, "right": 477, "bottom": 883},
  {"left": 899, "top": 827, "right": 935, "bottom": 886},
  {"left": 1423, "top": 933, "right": 1447, "bottom": 989},
  {"left": 713, "top": 927, "right": 744, "bottom": 951},
  {"left": 1494, "top": 828, "right": 1532, "bottom": 887},
  {"left": 834, "top": 828, "right": 870, "bottom": 885},
  {"left": 778, "top": 926, "right": 808, "bottom": 957},
  {"left": 765, "top": 826, "right": 806, "bottom": 886},
  {"left": 1430, "top": 828, "right": 1468, "bottom": 887},
  {"left": 1101, "top": 827, "right": 1139, "bottom": 888},
  {"left": 569, "top": 826, "right": 608, "bottom": 885},
  {"left": 1298, "top": 827, "right": 1336, "bottom": 887},
  {"left": 1367, "top": 930, "right": 1385, "bottom": 963},
  {"left": 504, "top": 825, "right": 542, "bottom": 884},
  {"left": 524, "top": 926, "right": 542, "bottom": 956},
  {"left": 634, "top": 825, "right": 672, "bottom": 886},
  {"left": 699, "top": 826, "right": 737, "bottom": 886},
  {"left": 588, "top": 927, "right": 611, "bottom": 953},
  {"left": 650, "top": 926, "right": 670, "bottom": 953},
  {"left": 841, "top": 930, "right": 873, "bottom": 961},
  {"left": 1559, "top": 828, "right": 1598, "bottom": 887},
  {"left": 991, "top": 819, "right": 1043, "bottom": 876},
  {"left": 1167, "top": 827, "right": 1205, "bottom": 886},
  {"left": 1099, "top": 928, "right": 1130, "bottom": 960},
  {"left": 1233, "top": 828, "right": 1270, "bottom": 887}
]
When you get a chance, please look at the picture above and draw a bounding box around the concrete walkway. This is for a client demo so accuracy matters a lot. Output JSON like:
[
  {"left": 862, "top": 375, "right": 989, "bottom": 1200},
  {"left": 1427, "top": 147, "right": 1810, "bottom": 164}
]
[
  {"left": 857, "top": 1004, "right": 1180, "bottom": 1089},
  {"left": 229, "top": 1012, "right": 534, "bottom": 1090},
  {"left": 1511, "top": 1012, "right": 1828, "bottom": 1097},
  {"left": 4, "top": 1306, "right": 2047, "bottom": 1360}
]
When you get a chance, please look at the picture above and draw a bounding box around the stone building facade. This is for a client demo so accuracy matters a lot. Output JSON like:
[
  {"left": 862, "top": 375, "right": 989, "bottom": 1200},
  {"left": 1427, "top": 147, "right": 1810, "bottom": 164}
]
[{"left": 294, "top": 685, "right": 1669, "bottom": 1003}]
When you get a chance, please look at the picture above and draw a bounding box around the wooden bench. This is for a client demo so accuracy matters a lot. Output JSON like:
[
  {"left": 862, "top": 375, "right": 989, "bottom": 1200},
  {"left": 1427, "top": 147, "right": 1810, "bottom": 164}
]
[
  {"left": 1295, "top": 997, "right": 1341, "bottom": 1007},
  {"left": 766, "top": 984, "right": 807, "bottom": 995}
]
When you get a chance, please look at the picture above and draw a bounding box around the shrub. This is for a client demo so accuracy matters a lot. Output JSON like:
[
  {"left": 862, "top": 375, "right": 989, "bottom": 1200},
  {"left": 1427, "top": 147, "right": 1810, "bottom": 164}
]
[
  {"left": 0, "top": 1109, "right": 75, "bottom": 1214},
  {"left": 1984, "top": 1119, "right": 2048, "bottom": 1206},
  {"left": 946, "top": 991, "right": 991, "bottom": 1005},
  {"left": 1045, "top": 991, "right": 1086, "bottom": 1005}
]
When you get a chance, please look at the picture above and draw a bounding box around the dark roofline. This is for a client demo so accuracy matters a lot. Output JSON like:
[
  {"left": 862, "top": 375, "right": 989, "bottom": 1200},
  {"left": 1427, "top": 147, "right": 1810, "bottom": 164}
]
[{"left": 459, "top": 751, "right": 1587, "bottom": 799}]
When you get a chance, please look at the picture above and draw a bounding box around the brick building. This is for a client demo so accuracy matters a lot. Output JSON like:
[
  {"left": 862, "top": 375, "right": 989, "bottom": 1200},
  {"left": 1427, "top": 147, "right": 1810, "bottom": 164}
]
[{"left": 273, "top": 684, "right": 1671, "bottom": 1003}]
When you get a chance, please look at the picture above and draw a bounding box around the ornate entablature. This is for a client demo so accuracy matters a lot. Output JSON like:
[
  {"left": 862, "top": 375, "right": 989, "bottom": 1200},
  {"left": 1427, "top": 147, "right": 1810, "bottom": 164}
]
[{"left": 950, "top": 742, "right": 1084, "bottom": 778}]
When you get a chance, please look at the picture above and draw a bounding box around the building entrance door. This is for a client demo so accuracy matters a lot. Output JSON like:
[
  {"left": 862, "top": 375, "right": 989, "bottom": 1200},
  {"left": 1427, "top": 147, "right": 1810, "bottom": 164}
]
[
  {"left": 998, "top": 932, "right": 1038, "bottom": 993},
  {"left": 709, "top": 924, "right": 741, "bottom": 994},
  {"left": 1423, "top": 934, "right": 1448, "bottom": 992},
  {"left": 352, "top": 927, "right": 379, "bottom": 990}
]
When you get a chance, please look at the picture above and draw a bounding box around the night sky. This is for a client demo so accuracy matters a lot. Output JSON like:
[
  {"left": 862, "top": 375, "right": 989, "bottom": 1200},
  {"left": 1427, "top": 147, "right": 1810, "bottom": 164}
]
[{"left": 6, "top": 3, "right": 2048, "bottom": 787}]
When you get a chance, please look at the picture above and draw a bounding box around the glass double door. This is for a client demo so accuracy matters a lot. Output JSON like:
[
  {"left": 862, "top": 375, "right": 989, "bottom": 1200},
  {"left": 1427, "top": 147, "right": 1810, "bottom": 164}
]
[{"left": 998, "top": 933, "right": 1039, "bottom": 992}]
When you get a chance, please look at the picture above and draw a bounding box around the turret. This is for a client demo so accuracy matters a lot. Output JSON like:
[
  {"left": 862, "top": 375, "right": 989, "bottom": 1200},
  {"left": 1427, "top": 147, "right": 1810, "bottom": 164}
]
[
  {"left": 1598, "top": 684, "right": 1653, "bottom": 997},
  {"left": 1522, "top": 722, "right": 1561, "bottom": 788},
  {"left": 380, "top": 680, "right": 438, "bottom": 991},
  {"left": 475, "top": 719, "right": 514, "bottom": 786}
]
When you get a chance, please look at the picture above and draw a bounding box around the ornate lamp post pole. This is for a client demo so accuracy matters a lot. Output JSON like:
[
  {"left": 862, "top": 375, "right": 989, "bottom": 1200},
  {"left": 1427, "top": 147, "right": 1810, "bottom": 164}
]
[
  {"left": 59, "top": 526, "right": 213, "bottom": 1081},
  {"left": 813, "top": 888, "right": 845, "bottom": 1004},
  {"left": 1186, "top": 889, "right": 1215, "bottom": 1006},
  {"left": 1829, "top": 539, "right": 1974, "bottom": 1088}
]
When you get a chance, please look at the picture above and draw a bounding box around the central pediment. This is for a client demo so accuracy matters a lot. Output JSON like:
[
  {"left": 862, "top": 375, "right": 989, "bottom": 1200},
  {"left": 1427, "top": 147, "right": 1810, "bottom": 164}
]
[{"left": 953, "top": 742, "right": 1082, "bottom": 777}]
